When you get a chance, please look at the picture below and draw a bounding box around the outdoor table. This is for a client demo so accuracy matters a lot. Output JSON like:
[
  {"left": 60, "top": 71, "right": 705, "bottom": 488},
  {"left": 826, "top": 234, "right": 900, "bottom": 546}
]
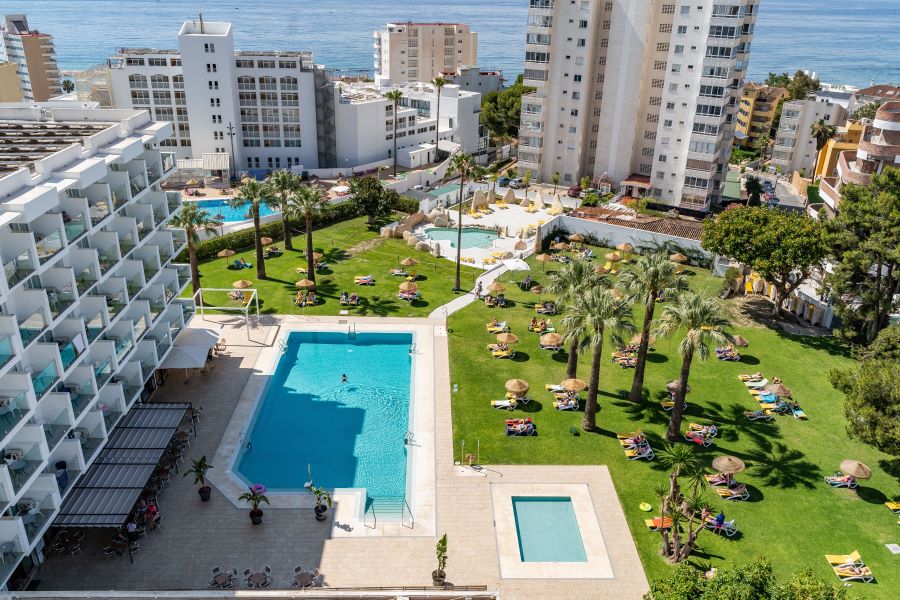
[
  {"left": 213, "top": 573, "right": 231, "bottom": 587},
  {"left": 294, "top": 572, "right": 313, "bottom": 588},
  {"left": 248, "top": 572, "right": 268, "bottom": 587}
]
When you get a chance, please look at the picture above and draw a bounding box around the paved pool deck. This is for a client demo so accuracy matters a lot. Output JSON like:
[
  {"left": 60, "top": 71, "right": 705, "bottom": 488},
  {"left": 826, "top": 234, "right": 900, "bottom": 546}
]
[{"left": 30, "top": 314, "right": 648, "bottom": 600}]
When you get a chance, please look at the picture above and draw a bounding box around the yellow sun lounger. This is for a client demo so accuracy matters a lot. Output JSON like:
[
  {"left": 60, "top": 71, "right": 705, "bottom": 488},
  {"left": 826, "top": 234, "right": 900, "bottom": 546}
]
[
  {"left": 885, "top": 501, "right": 900, "bottom": 514},
  {"left": 491, "top": 399, "right": 518, "bottom": 410},
  {"left": 824, "top": 551, "right": 863, "bottom": 567},
  {"left": 492, "top": 350, "right": 516, "bottom": 359}
]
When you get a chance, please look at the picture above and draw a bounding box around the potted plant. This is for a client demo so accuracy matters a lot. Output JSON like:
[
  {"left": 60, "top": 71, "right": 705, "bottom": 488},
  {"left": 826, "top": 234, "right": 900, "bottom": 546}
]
[
  {"left": 239, "top": 484, "right": 269, "bottom": 525},
  {"left": 304, "top": 481, "right": 332, "bottom": 521},
  {"left": 432, "top": 533, "right": 448, "bottom": 586},
  {"left": 183, "top": 455, "right": 213, "bottom": 502}
]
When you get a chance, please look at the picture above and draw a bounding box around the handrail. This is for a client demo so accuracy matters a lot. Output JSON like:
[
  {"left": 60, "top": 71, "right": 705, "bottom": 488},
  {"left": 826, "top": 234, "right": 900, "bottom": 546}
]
[
  {"left": 363, "top": 500, "right": 377, "bottom": 529},
  {"left": 403, "top": 497, "right": 415, "bottom": 529}
]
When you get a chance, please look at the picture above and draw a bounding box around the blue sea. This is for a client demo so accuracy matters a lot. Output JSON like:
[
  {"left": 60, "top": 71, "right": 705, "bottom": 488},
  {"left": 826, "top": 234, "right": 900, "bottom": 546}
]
[{"left": 5, "top": 0, "right": 898, "bottom": 87}]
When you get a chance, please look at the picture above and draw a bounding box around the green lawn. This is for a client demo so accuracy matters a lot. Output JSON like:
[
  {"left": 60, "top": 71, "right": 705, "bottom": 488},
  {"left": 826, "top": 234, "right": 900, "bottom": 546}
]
[
  {"left": 448, "top": 254, "right": 899, "bottom": 596},
  {"left": 188, "top": 216, "right": 478, "bottom": 317}
]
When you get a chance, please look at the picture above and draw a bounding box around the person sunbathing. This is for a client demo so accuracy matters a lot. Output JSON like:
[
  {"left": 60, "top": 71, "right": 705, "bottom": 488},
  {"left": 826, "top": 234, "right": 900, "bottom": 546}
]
[
  {"left": 707, "top": 472, "right": 733, "bottom": 486},
  {"left": 340, "top": 291, "right": 349, "bottom": 305},
  {"left": 536, "top": 319, "right": 547, "bottom": 333},
  {"left": 529, "top": 317, "right": 538, "bottom": 330},
  {"left": 488, "top": 342, "right": 509, "bottom": 352},
  {"left": 490, "top": 318, "right": 501, "bottom": 328},
  {"left": 497, "top": 294, "right": 507, "bottom": 307},
  {"left": 485, "top": 296, "right": 496, "bottom": 307},
  {"left": 349, "top": 293, "right": 359, "bottom": 305},
  {"left": 826, "top": 473, "right": 856, "bottom": 485},
  {"left": 633, "top": 445, "right": 653, "bottom": 457},
  {"left": 623, "top": 434, "right": 647, "bottom": 446}
]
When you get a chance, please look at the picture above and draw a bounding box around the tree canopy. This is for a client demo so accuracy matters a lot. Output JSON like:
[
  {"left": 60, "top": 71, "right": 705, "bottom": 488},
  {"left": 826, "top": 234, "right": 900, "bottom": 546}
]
[
  {"left": 825, "top": 167, "right": 900, "bottom": 344},
  {"left": 349, "top": 175, "right": 393, "bottom": 225},
  {"left": 850, "top": 100, "right": 881, "bottom": 122},
  {"left": 480, "top": 75, "right": 535, "bottom": 141},
  {"left": 764, "top": 70, "right": 820, "bottom": 100},
  {"left": 644, "top": 559, "right": 846, "bottom": 600},
  {"left": 701, "top": 206, "right": 829, "bottom": 317},
  {"left": 830, "top": 326, "right": 900, "bottom": 457}
]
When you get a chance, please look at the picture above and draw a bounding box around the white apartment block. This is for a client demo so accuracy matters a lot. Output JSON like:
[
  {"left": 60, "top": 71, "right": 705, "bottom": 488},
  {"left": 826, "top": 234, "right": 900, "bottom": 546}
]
[
  {"left": 772, "top": 98, "right": 847, "bottom": 177},
  {"left": 108, "top": 19, "right": 485, "bottom": 178},
  {"left": 332, "top": 80, "right": 488, "bottom": 170},
  {"left": 374, "top": 22, "right": 477, "bottom": 86},
  {"left": 0, "top": 104, "right": 194, "bottom": 588},
  {"left": 0, "top": 14, "right": 62, "bottom": 102},
  {"left": 519, "top": 0, "right": 758, "bottom": 213}
]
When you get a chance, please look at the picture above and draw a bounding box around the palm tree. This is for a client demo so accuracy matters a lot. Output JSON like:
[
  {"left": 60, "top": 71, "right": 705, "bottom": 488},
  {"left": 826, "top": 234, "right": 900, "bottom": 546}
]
[
  {"left": 488, "top": 170, "right": 500, "bottom": 202},
  {"left": 656, "top": 444, "right": 710, "bottom": 563},
  {"left": 653, "top": 293, "right": 732, "bottom": 441},
  {"left": 619, "top": 253, "right": 687, "bottom": 403},
  {"left": 547, "top": 260, "right": 609, "bottom": 379},
  {"left": 753, "top": 134, "right": 771, "bottom": 160},
  {"left": 169, "top": 202, "right": 221, "bottom": 295},
  {"left": 290, "top": 184, "right": 327, "bottom": 283},
  {"left": 810, "top": 119, "right": 838, "bottom": 180},
  {"left": 231, "top": 178, "right": 269, "bottom": 280},
  {"left": 449, "top": 152, "right": 475, "bottom": 291},
  {"left": 561, "top": 288, "right": 634, "bottom": 431},
  {"left": 385, "top": 90, "right": 403, "bottom": 177},
  {"left": 432, "top": 77, "right": 448, "bottom": 161},
  {"left": 521, "top": 169, "right": 532, "bottom": 199},
  {"left": 551, "top": 172, "right": 560, "bottom": 195},
  {"left": 744, "top": 174, "right": 764, "bottom": 206},
  {"left": 266, "top": 169, "right": 299, "bottom": 251}
]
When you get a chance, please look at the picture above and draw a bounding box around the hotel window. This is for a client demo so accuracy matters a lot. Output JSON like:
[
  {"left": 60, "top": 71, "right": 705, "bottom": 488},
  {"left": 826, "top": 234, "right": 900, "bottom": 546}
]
[
  {"left": 151, "top": 74, "right": 169, "bottom": 89},
  {"left": 125, "top": 57, "right": 145, "bottom": 67},
  {"left": 208, "top": 80, "right": 219, "bottom": 90},
  {"left": 573, "top": 74, "right": 582, "bottom": 82},
  {"left": 204, "top": 43, "right": 215, "bottom": 53},
  {"left": 278, "top": 60, "right": 297, "bottom": 69},
  {"left": 240, "top": 108, "right": 259, "bottom": 122},
  {"left": 210, "top": 98, "right": 221, "bottom": 107},
  {"left": 257, "top": 60, "right": 276, "bottom": 68},
  {"left": 680, "top": 5, "right": 690, "bottom": 15},
  {"left": 576, "top": 39, "right": 586, "bottom": 47},
  {"left": 684, "top": 176, "right": 709, "bottom": 189},
  {"left": 129, "top": 74, "right": 148, "bottom": 89},
  {"left": 674, "top": 45, "right": 684, "bottom": 54},
  {"left": 235, "top": 59, "right": 254, "bottom": 68},
  {"left": 152, "top": 91, "right": 171, "bottom": 104},
  {"left": 170, "top": 58, "right": 182, "bottom": 67},
  {"left": 172, "top": 75, "right": 184, "bottom": 89},
  {"left": 280, "top": 76, "right": 298, "bottom": 91},
  {"left": 131, "top": 90, "right": 150, "bottom": 105},
  {"left": 148, "top": 57, "right": 167, "bottom": 67},
  {"left": 154, "top": 107, "right": 173, "bottom": 121},
  {"left": 677, "top": 25, "right": 687, "bottom": 34},
  {"left": 206, "top": 63, "right": 217, "bottom": 73}
]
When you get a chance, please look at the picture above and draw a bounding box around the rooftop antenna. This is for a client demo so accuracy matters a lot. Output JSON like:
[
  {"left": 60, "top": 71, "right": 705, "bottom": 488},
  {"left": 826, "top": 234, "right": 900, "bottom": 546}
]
[{"left": 199, "top": 13, "right": 205, "bottom": 34}]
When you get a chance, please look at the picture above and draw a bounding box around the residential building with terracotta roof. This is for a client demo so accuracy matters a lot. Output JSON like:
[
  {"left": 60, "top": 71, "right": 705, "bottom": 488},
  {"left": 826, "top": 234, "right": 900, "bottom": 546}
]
[{"left": 734, "top": 83, "right": 787, "bottom": 149}]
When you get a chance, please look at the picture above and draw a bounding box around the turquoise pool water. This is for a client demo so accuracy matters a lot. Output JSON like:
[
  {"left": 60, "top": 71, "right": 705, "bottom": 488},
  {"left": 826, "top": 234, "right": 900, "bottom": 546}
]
[
  {"left": 193, "top": 198, "right": 278, "bottom": 223},
  {"left": 236, "top": 331, "right": 412, "bottom": 498},
  {"left": 512, "top": 496, "right": 587, "bottom": 563},
  {"left": 425, "top": 227, "right": 498, "bottom": 250}
]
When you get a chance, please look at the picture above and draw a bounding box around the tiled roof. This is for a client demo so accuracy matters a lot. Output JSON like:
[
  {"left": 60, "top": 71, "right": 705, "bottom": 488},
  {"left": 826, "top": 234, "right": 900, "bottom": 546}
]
[
  {"left": 855, "top": 84, "right": 900, "bottom": 99},
  {"left": 571, "top": 207, "right": 705, "bottom": 241}
]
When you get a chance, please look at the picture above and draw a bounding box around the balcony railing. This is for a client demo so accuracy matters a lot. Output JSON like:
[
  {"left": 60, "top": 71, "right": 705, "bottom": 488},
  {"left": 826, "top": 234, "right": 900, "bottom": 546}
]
[
  {"left": 129, "top": 174, "right": 147, "bottom": 197},
  {"left": 31, "top": 360, "right": 60, "bottom": 398},
  {"left": 161, "top": 152, "right": 176, "bottom": 173},
  {"left": 97, "top": 247, "right": 118, "bottom": 274},
  {"left": 35, "top": 229, "right": 64, "bottom": 264},
  {"left": 43, "top": 416, "right": 69, "bottom": 451},
  {"left": 108, "top": 335, "right": 134, "bottom": 362},
  {"left": 166, "top": 192, "right": 182, "bottom": 212},
  {"left": 147, "top": 165, "right": 163, "bottom": 184},
  {"left": 0, "top": 391, "right": 28, "bottom": 440},
  {"left": 75, "top": 268, "right": 98, "bottom": 296},
  {"left": 63, "top": 213, "right": 87, "bottom": 242},
  {"left": 0, "top": 335, "right": 14, "bottom": 369},
  {"left": 57, "top": 339, "right": 82, "bottom": 371},
  {"left": 3, "top": 250, "right": 36, "bottom": 287},
  {"left": 85, "top": 314, "right": 105, "bottom": 343},
  {"left": 119, "top": 235, "right": 136, "bottom": 257},
  {"left": 47, "top": 288, "right": 77, "bottom": 319},
  {"left": 9, "top": 456, "right": 41, "bottom": 494},
  {"left": 110, "top": 186, "right": 128, "bottom": 209},
  {"left": 21, "top": 505, "right": 51, "bottom": 544},
  {"left": 106, "top": 295, "right": 127, "bottom": 320},
  {"left": 93, "top": 359, "right": 113, "bottom": 388},
  {"left": 18, "top": 309, "right": 48, "bottom": 347},
  {"left": 133, "top": 319, "right": 148, "bottom": 341}
]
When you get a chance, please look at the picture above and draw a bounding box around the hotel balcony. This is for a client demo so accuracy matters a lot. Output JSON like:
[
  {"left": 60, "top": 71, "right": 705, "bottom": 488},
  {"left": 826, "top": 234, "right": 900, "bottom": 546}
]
[
  {"left": 35, "top": 391, "right": 75, "bottom": 453},
  {"left": 0, "top": 523, "right": 26, "bottom": 584},
  {"left": 49, "top": 319, "right": 89, "bottom": 374},
  {"left": 139, "top": 285, "right": 167, "bottom": 324},
  {"left": 72, "top": 412, "right": 106, "bottom": 465},
  {"left": 0, "top": 373, "right": 35, "bottom": 448},
  {"left": 13, "top": 475, "right": 60, "bottom": 549},
  {"left": 0, "top": 316, "right": 23, "bottom": 376},
  {"left": 93, "top": 276, "right": 128, "bottom": 322},
  {"left": 11, "top": 291, "right": 52, "bottom": 349},
  {"left": 74, "top": 297, "right": 110, "bottom": 344},
  {"left": 1, "top": 233, "right": 38, "bottom": 290},
  {"left": 39, "top": 268, "right": 78, "bottom": 321},
  {"left": 4, "top": 427, "right": 50, "bottom": 497},
  {"left": 115, "top": 362, "right": 145, "bottom": 407},
  {"left": 64, "top": 250, "right": 101, "bottom": 298},
  {"left": 139, "top": 192, "right": 171, "bottom": 229},
  {"left": 98, "top": 384, "right": 125, "bottom": 432},
  {"left": 31, "top": 216, "right": 66, "bottom": 266},
  {"left": 23, "top": 343, "right": 63, "bottom": 401},
  {"left": 165, "top": 191, "right": 183, "bottom": 215},
  {"left": 134, "top": 245, "right": 162, "bottom": 283},
  {"left": 63, "top": 366, "right": 98, "bottom": 422},
  {"left": 46, "top": 436, "right": 84, "bottom": 498},
  {"left": 105, "top": 217, "right": 139, "bottom": 259},
  {"left": 104, "top": 321, "right": 136, "bottom": 365}
]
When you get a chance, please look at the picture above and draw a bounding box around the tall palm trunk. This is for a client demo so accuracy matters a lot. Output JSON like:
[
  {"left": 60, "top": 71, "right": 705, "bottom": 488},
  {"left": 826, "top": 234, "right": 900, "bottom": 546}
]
[
  {"left": 392, "top": 102, "right": 399, "bottom": 177},
  {"left": 666, "top": 348, "right": 694, "bottom": 441},
  {"left": 305, "top": 211, "right": 315, "bottom": 284},
  {"left": 253, "top": 210, "right": 266, "bottom": 279},
  {"left": 454, "top": 175, "right": 465, "bottom": 291},
  {"left": 565, "top": 338, "right": 579, "bottom": 380},
  {"left": 582, "top": 334, "right": 603, "bottom": 431},
  {"left": 433, "top": 92, "right": 441, "bottom": 162},
  {"left": 281, "top": 196, "right": 293, "bottom": 251},
  {"left": 188, "top": 242, "right": 201, "bottom": 295},
  {"left": 629, "top": 298, "right": 656, "bottom": 403}
]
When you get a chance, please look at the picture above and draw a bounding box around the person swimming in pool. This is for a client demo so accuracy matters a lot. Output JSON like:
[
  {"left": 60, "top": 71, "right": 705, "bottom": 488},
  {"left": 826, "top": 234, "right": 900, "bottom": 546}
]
[{"left": 341, "top": 374, "right": 347, "bottom": 383}]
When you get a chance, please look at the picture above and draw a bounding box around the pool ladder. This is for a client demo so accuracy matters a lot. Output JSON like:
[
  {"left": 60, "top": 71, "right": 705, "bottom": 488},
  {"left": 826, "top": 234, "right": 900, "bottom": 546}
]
[
  {"left": 276, "top": 338, "right": 287, "bottom": 353},
  {"left": 347, "top": 323, "right": 357, "bottom": 340}
]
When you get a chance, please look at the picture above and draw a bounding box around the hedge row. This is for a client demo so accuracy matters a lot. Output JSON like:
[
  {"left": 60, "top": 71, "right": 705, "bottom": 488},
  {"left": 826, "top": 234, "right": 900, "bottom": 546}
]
[{"left": 175, "top": 195, "right": 418, "bottom": 262}]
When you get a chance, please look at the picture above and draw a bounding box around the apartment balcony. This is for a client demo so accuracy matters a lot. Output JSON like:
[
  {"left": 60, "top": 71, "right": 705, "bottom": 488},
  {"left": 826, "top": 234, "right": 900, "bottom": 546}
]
[
  {"left": 39, "top": 398, "right": 74, "bottom": 453},
  {"left": 128, "top": 173, "right": 147, "bottom": 198},
  {"left": 2, "top": 246, "right": 37, "bottom": 289},
  {"left": 161, "top": 152, "right": 176, "bottom": 175},
  {"left": 6, "top": 439, "right": 46, "bottom": 496},
  {"left": 0, "top": 392, "right": 29, "bottom": 443},
  {"left": 0, "top": 336, "right": 14, "bottom": 372},
  {"left": 33, "top": 228, "right": 64, "bottom": 265},
  {"left": 165, "top": 191, "right": 183, "bottom": 214},
  {"left": 29, "top": 360, "right": 60, "bottom": 400},
  {"left": 64, "top": 366, "right": 97, "bottom": 422},
  {"left": 17, "top": 307, "right": 48, "bottom": 348},
  {"left": 99, "top": 385, "right": 125, "bottom": 432}
]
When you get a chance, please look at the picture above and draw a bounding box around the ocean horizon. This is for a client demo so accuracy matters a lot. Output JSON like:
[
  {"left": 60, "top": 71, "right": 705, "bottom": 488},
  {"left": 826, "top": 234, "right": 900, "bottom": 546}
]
[{"left": 4, "top": 0, "right": 898, "bottom": 87}]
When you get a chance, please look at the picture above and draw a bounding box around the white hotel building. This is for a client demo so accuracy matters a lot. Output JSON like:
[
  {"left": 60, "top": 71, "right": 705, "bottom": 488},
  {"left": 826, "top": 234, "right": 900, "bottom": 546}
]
[
  {"left": 0, "top": 104, "right": 194, "bottom": 588},
  {"left": 519, "top": 0, "right": 758, "bottom": 213},
  {"left": 108, "top": 19, "right": 486, "bottom": 178}
]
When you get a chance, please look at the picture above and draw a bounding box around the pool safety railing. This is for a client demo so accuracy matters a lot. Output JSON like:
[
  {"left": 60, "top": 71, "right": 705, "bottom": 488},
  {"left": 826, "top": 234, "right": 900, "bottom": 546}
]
[
  {"left": 276, "top": 337, "right": 287, "bottom": 353},
  {"left": 403, "top": 431, "right": 415, "bottom": 445},
  {"left": 364, "top": 495, "right": 415, "bottom": 530},
  {"left": 347, "top": 322, "right": 357, "bottom": 339}
]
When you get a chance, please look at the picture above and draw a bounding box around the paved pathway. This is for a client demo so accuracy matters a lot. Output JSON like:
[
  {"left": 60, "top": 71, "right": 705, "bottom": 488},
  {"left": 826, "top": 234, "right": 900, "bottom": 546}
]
[{"left": 427, "top": 264, "right": 508, "bottom": 319}]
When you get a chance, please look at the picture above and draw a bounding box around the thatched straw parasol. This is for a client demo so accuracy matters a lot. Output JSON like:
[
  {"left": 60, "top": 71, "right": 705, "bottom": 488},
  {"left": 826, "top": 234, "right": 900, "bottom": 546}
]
[
  {"left": 733, "top": 335, "right": 749, "bottom": 347},
  {"left": 670, "top": 252, "right": 688, "bottom": 263},
  {"left": 535, "top": 253, "right": 552, "bottom": 271},
  {"left": 260, "top": 237, "right": 273, "bottom": 246},
  {"left": 514, "top": 239, "right": 528, "bottom": 251},
  {"left": 232, "top": 279, "right": 253, "bottom": 289},
  {"left": 496, "top": 332, "right": 519, "bottom": 344},
  {"left": 505, "top": 379, "right": 530, "bottom": 394},
  {"left": 218, "top": 249, "right": 236, "bottom": 264},
  {"left": 398, "top": 281, "right": 418, "bottom": 293},
  {"left": 560, "top": 378, "right": 587, "bottom": 392},
  {"left": 294, "top": 279, "right": 316, "bottom": 290},
  {"left": 541, "top": 333, "right": 563, "bottom": 346},
  {"left": 311, "top": 252, "right": 324, "bottom": 260},
  {"left": 488, "top": 282, "right": 506, "bottom": 293},
  {"left": 616, "top": 242, "right": 634, "bottom": 252},
  {"left": 666, "top": 380, "right": 691, "bottom": 393},
  {"left": 605, "top": 252, "right": 622, "bottom": 261},
  {"left": 568, "top": 233, "right": 585, "bottom": 242},
  {"left": 552, "top": 242, "right": 570, "bottom": 251},
  {"left": 185, "top": 179, "right": 201, "bottom": 187},
  {"left": 712, "top": 456, "right": 746, "bottom": 474},
  {"left": 839, "top": 460, "right": 872, "bottom": 480},
  {"left": 631, "top": 333, "right": 656, "bottom": 345},
  {"left": 765, "top": 383, "right": 792, "bottom": 397},
  {"left": 400, "top": 257, "right": 418, "bottom": 267}
]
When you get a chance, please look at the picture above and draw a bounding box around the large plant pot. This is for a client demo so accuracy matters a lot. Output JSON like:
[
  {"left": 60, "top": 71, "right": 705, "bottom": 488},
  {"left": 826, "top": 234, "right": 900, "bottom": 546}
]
[
  {"left": 249, "top": 508, "right": 264, "bottom": 525},
  {"left": 432, "top": 570, "right": 446, "bottom": 587},
  {"left": 198, "top": 486, "right": 211, "bottom": 502},
  {"left": 314, "top": 505, "right": 328, "bottom": 522}
]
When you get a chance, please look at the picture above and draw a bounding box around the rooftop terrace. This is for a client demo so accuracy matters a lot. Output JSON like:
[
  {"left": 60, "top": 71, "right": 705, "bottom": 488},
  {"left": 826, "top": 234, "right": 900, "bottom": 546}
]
[{"left": 0, "top": 121, "right": 111, "bottom": 175}]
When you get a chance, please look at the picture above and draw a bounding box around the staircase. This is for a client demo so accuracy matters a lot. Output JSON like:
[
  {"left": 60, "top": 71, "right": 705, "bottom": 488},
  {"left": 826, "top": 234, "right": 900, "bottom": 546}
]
[{"left": 364, "top": 496, "right": 414, "bottom": 529}]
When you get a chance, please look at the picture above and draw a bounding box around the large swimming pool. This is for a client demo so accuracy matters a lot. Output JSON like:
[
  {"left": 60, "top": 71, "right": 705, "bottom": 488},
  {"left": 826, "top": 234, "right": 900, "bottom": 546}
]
[
  {"left": 513, "top": 496, "right": 587, "bottom": 562},
  {"left": 192, "top": 198, "right": 279, "bottom": 223},
  {"left": 426, "top": 226, "right": 498, "bottom": 249},
  {"left": 236, "top": 331, "right": 413, "bottom": 499}
]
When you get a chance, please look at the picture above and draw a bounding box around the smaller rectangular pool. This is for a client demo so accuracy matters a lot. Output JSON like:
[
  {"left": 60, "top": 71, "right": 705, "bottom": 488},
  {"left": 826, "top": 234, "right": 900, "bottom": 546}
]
[{"left": 512, "top": 496, "right": 587, "bottom": 563}]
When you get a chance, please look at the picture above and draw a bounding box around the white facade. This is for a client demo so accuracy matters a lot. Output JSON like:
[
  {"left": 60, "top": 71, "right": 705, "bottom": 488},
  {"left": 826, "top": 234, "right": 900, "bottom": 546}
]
[
  {"left": 443, "top": 65, "right": 503, "bottom": 95},
  {"left": 108, "top": 20, "right": 321, "bottom": 176},
  {"left": 772, "top": 98, "right": 847, "bottom": 176},
  {"left": 0, "top": 104, "right": 193, "bottom": 588},
  {"left": 0, "top": 14, "right": 61, "bottom": 102},
  {"left": 519, "top": 0, "right": 758, "bottom": 212},
  {"left": 374, "top": 22, "right": 478, "bottom": 86}
]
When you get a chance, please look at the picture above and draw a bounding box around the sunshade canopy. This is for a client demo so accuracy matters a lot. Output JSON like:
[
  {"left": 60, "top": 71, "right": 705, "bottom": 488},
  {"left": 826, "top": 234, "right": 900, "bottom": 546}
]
[
  {"left": 561, "top": 378, "right": 587, "bottom": 392},
  {"left": 712, "top": 455, "right": 746, "bottom": 474},
  {"left": 217, "top": 249, "right": 236, "bottom": 258},
  {"left": 496, "top": 333, "right": 519, "bottom": 344},
  {"left": 839, "top": 459, "right": 872, "bottom": 480},
  {"left": 505, "top": 379, "right": 529, "bottom": 393},
  {"left": 400, "top": 257, "right": 418, "bottom": 266},
  {"left": 232, "top": 279, "right": 253, "bottom": 289},
  {"left": 55, "top": 403, "right": 189, "bottom": 527},
  {"left": 260, "top": 237, "right": 273, "bottom": 245},
  {"left": 160, "top": 328, "right": 220, "bottom": 369},
  {"left": 399, "top": 281, "right": 418, "bottom": 292}
]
